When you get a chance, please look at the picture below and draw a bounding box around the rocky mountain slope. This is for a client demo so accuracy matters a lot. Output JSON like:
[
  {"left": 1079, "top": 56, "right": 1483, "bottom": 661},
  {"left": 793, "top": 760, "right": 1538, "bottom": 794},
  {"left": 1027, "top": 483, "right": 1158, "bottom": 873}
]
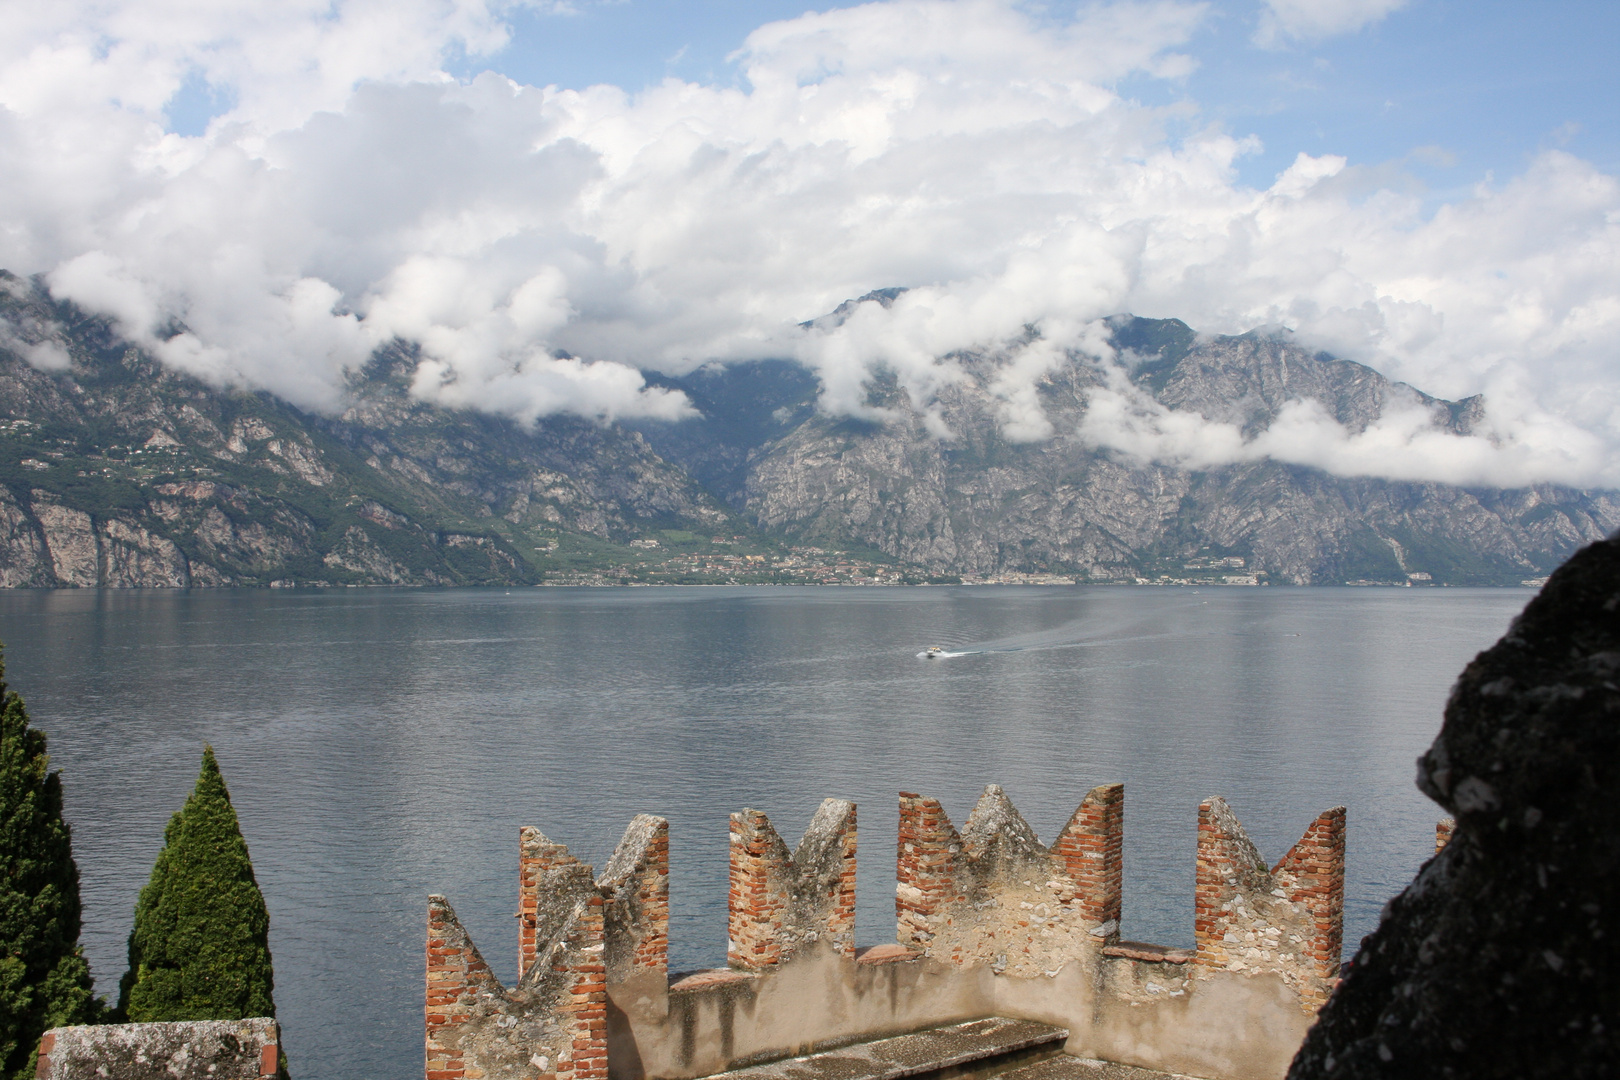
[
  {"left": 0, "top": 273, "right": 729, "bottom": 587},
  {"left": 1, "top": 271, "right": 1613, "bottom": 587},
  {"left": 637, "top": 314, "right": 1617, "bottom": 586}
]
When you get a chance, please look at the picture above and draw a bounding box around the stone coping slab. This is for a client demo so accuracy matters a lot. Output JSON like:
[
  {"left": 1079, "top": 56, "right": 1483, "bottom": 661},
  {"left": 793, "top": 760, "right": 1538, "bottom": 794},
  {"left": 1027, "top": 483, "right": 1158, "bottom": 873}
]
[
  {"left": 854, "top": 944, "right": 923, "bottom": 965},
  {"left": 1100, "top": 942, "right": 1193, "bottom": 964},
  {"left": 37, "top": 1018, "right": 280, "bottom": 1080},
  {"left": 705, "top": 1017, "right": 1068, "bottom": 1080},
  {"left": 669, "top": 968, "right": 761, "bottom": 992},
  {"left": 997, "top": 1058, "right": 1208, "bottom": 1080}
]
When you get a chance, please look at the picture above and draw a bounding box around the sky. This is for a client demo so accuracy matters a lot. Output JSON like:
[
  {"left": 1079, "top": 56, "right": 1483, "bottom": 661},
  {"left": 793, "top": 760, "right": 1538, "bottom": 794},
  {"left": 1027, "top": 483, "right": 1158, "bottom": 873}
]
[{"left": 1, "top": 0, "right": 1617, "bottom": 488}]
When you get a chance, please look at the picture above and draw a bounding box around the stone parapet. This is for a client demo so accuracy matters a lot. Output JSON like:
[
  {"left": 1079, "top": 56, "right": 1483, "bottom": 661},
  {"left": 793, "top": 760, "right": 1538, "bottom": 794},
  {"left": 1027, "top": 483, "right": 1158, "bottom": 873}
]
[
  {"left": 429, "top": 818, "right": 662, "bottom": 1080},
  {"left": 425, "top": 788, "right": 1396, "bottom": 1080},
  {"left": 520, "top": 826, "right": 596, "bottom": 981},
  {"left": 600, "top": 815, "right": 671, "bottom": 980},
  {"left": 1052, "top": 783, "right": 1125, "bottom": 934},
  {"left": 1270, "top": 806, "right": 1346, "bottom": 987}
]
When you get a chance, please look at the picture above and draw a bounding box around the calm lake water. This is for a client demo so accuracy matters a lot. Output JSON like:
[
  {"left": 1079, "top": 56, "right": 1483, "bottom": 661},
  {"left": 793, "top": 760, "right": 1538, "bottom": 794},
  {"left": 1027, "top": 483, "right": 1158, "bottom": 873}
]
[{"left": 0, "top": 584, "right": 1532, "bottom": 1079}]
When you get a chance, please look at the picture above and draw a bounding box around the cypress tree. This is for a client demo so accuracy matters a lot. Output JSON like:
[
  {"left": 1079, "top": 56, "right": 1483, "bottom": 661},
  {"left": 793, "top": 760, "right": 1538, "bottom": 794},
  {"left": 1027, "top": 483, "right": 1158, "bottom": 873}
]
[
  {"left": 0, "top": 649, "right": 100, "bottom": 1080},
  {"left": 117, "top": 746, "right": 276, "bottom": 1023}
]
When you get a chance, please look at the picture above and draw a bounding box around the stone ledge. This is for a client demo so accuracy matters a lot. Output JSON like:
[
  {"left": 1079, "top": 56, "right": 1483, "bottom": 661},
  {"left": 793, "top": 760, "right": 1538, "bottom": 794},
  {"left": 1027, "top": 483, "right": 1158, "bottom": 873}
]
[
  {"left": 704, "top": 1017, "right": 1068, "bottom": 1080},
  {"left": 669, "top": 968, "right": 761, "bottom": 992},
  {"left": 998, "top": 1057, "right": 1207, "bottom": 1080},
  {"left": 1101, "top": 942, "right": 1192, "bottom": 964},
  {"left": 855, "top": 944, "right": 923, "bottom": 965},
  {"left": 37, "top": 1019, "right": 279, "bottom": 1080}
]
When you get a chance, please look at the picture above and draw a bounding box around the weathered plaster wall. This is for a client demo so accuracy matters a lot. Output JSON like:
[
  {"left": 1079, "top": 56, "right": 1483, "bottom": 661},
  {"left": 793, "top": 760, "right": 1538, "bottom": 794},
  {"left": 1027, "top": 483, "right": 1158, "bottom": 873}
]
[
  {"left": 628, "top": 946, "right": 991, "bottom": 1079},
  {"left": 992, "top": 957, "right": 1315, "bottom": 1080}
]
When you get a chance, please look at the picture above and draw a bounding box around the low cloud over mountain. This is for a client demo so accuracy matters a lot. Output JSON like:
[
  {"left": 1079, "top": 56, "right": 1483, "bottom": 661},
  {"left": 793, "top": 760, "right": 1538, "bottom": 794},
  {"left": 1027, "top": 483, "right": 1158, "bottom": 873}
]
[{"left": 1, "top": 0, "right": 1616, "bottom": 488}]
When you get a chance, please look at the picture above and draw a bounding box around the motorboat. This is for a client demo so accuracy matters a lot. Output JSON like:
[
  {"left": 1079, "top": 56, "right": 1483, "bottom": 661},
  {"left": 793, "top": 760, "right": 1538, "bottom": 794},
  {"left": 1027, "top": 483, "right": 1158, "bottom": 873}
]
[{"left": 923, "top": 646, "right": 946, "bottom": 658}]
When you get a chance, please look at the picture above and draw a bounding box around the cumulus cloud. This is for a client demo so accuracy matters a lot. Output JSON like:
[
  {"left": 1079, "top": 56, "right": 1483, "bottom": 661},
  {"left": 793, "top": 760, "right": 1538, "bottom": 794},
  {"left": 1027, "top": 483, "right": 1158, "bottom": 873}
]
[
  {"left": 0, "top": 0, "right": 1616, "bottom": 486},
  {"left": 1254, "top": 0, "right": 1408, "bottom": 47}
]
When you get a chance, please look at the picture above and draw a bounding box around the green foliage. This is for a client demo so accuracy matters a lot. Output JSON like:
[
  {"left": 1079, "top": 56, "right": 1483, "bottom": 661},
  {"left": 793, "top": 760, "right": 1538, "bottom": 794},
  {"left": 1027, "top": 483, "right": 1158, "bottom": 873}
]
[
  {"left": 117, "top": 747, "right": 275, "bottom": 1023},
  {"left": 1110, "top": 316, "right": 1197, "bottom": 393},
  {"left": 0, "top": 648, "right": 100, "bottom": 1080},
  {"left": 1319, "top": 527, "right": 1407, "bottom": 584},
  {"left": 1379, "top": 526, "right": 1532, "bottom": 585}
]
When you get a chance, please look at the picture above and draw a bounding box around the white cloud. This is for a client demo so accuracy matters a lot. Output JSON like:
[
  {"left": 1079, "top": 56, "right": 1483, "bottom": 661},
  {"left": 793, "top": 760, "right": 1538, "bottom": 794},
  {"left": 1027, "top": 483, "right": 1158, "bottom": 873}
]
[
  {"left": 365, "top": 256, "right": 692, "bottom": 422},
  {"left": 0, "top": 0, "right": 528, "bottom": 134},
  {"left": 1075, "top": 355, "right": 1609, "bottom": 488},
  {"left": 0, "top": 0, "right": 1616, "bottom": 486},
  {"left": 1254, "top": 0, "right": 1408, "bottom": 47},
  {"left": 0, "top": 275, "right": 72, "bottom": 370}
]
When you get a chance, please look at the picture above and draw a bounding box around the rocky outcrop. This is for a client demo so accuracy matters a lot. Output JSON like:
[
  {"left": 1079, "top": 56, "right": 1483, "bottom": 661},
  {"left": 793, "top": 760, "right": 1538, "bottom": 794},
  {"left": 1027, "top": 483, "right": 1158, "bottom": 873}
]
[
  {"left": 0, "top": 487, "right": 50, "bottom": 586},
  {"left": 1288, "top": 535, "right": 1620, "bottom": 1078},
  {"left": 99, "top": 516, "right": 190, "bottom": 587},
  {"left": 0, "top": 489, "right": 200, "bottom": 587}
]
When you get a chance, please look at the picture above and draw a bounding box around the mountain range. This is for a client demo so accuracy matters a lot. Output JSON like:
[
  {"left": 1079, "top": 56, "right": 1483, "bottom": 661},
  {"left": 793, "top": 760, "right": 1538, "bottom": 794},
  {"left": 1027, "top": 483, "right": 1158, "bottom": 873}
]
[{"left": 0, "top": 272, "right": 1613, "bottom": 588}]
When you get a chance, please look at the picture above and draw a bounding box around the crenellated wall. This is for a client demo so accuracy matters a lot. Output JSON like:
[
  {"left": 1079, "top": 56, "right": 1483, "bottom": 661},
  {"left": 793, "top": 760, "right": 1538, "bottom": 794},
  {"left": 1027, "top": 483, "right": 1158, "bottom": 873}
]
[
  {"left": 728, "top": 799, "right": 857, "bottom": 969},
  {"left": 895, "top": 784, "right": 1125, "bottom": 975},
  {"left": 426, "top": 816, "right": 669, "bottom": 1080},
  {"left": 1192, "top": 799, "right": 1346, "bottom": 1010},
  {"left": 428, "top": 785, "right": 1374, "bottom": 1080}
]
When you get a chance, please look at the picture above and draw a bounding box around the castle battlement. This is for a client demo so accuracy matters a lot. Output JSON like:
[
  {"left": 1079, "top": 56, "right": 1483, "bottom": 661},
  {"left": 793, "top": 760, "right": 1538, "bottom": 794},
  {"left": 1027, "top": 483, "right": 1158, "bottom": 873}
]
[{"left": 426, "top": 786, "right": 1352, "bottom": 1080}]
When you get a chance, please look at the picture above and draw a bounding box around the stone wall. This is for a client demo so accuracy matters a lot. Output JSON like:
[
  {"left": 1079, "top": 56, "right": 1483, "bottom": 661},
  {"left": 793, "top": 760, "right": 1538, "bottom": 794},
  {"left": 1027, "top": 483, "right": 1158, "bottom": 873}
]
[
  {"left": 36, "top": 1019, "right": 280, "bottom": 1080},
  {"left": 601, "top": 816, "right": 671, "bottom": 983},
  {"left": 429, "top": 785, "right": 1362, "bottom": 1080}
]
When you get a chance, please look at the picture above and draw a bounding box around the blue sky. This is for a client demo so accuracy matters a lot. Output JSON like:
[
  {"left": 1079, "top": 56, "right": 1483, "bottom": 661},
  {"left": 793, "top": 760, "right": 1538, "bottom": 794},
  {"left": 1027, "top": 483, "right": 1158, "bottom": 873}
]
[{"left": 446, "top": 0, "right": 1620, "bottom": 193}]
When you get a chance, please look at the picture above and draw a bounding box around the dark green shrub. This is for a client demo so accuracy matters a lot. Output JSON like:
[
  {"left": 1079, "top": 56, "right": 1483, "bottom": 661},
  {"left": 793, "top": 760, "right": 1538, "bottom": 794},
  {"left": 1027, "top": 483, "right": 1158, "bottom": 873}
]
[
  {"left": 118, "top": 747, "right": 275, "bottom": 1023},
  {"left": 0, "top": 651, "right": 100, "bottom": 1080}
]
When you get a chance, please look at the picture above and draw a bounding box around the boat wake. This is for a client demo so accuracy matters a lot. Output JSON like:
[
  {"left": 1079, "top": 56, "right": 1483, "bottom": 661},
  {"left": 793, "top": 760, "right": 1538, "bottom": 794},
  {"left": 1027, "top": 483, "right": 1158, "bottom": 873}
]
[{"left": 915, "top": 600, "right": 1209, "bottom": 660}]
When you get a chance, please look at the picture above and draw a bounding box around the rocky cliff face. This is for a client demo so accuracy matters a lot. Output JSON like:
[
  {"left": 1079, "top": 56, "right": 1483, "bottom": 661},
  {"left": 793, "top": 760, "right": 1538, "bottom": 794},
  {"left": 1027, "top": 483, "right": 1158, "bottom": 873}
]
[
  {"left": 0, "top": 273, "right": 729, "bottom": 587},
  {"left": 641, "top": 318, "right": 1616, "bottom": 585},
  {"left": 3, "top": 269, "right": 1613, "bottom": 588},
  {"left": 1287, "top": 535, "right": 1619, "bottom": 1078}
]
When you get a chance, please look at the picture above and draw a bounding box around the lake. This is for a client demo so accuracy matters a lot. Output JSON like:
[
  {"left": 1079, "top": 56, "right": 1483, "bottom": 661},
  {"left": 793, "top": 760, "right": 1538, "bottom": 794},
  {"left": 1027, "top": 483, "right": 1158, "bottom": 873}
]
[{"left": 0, "top": 584, "right": 1532, "bottom": 1079}]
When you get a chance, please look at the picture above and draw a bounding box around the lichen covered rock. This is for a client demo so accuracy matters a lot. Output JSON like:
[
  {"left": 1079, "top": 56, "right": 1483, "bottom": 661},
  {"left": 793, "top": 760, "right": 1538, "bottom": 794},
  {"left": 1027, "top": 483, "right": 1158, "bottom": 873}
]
[
  {"left": 1289, "top": 535, "right": 1620, "bottom": 1078},
  {"left": 36, "top": 1019, "right": 278, "bottom": 1080}
]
